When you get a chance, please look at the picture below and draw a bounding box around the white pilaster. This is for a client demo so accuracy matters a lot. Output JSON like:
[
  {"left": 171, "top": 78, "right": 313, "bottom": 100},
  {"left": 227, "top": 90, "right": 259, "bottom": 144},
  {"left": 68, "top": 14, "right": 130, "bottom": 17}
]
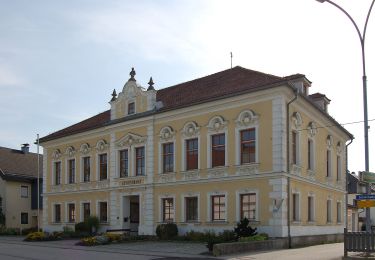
[{"left": 272, "top": 96, "right": 287, "bottom": 172}]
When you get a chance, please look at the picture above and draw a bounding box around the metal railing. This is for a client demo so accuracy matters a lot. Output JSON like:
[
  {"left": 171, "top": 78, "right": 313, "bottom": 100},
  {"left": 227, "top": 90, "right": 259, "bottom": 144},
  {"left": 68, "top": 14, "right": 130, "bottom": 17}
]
[{"left": 344, "top": 228, "right": 375, "bottom": 256}]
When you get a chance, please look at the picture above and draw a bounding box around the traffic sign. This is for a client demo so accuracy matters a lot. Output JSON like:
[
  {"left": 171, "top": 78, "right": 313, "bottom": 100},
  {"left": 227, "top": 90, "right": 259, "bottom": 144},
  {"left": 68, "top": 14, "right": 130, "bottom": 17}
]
[
  {"left": 356, "top": 194, "right": 375, "bottom": 200},
  {"left": 357, "top": 200, "right": 375, "bottom": 208}
]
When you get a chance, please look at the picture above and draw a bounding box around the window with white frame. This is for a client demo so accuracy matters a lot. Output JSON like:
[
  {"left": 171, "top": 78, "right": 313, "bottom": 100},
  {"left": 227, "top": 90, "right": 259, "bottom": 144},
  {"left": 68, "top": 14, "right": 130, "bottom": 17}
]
[
  {"left": 292, "top": 193, "right": 300, "bottom": 221},
  {"left": 54, "top": 204, "right": 61, "bottom": 223},
  {"left": 185, "top": 139, "right": 198, "bottom": 171},
  {"left": 99, "top": 201, "right": 108, "bottom": 223},
  {"left": 119, "top": 149, "right": 129, "bottom": 177},
  {"left": 162, "top": 143, "right": 174, "bottom": 173},
  {"left": 135, "top": 146, "right": 145, "bottom": 176},
  {"left": 337, "top": 201, "right": 342, "bottom": 223},
  {"left": 337, "top": 155, "right": 342, "bottom": 181},
  {"left": 68, "top": 159, "right": 75, "bottom": 184},
  {"left": 307, "top": 195, "right": 314, "bottom": 222},
  {"left": 99, "top": 154, "right": 107, "bottom": 180},
  {"left": 307, "top": 139, "right": 314, "bottom": 170},
  {"left": 162, "top": 198, "right": 174, "bottom": 222},
  {"left": 185, "top": 197, "right": 198, "bottom": 222},
  {"left": 291, "top": 130, "right": 299, "bottom": 165},
  {"left": 83, "top": 156, "right": 90, "bottom": 182},
  {"left": 326, "top": 149, "right": 332, "bottom": 177},
  {"left": 68, "top": 203, "right": 75, "bottom": 223},
  {"left": 128, "top": 102, "right": 135, "bottom": 115},
  {"left": 21, "top": 186, "right": 28, "bottom": 198},
  {"left": 21, "top": 212, "right": 28, "bottom": 224},
  {"left": 211, "top": 134, "right": 225, "bottom": 167},
  {"left": 327, "top": 199, "right": 332, "bottom": 223},
  {"left": 240, "top": 193, "right": 256, "bottom": 220},
  {"left": 240, "top": 129, "right": 256, "bottom": 164},
  {"left": 83, "top": 202, "right": 90, "bottom": 221},
  {"left": 54, "top": 161, "right": 61, "bottom": 185},
  {"left": 211, "top": 195, "right": 226, "bottom": 221}
]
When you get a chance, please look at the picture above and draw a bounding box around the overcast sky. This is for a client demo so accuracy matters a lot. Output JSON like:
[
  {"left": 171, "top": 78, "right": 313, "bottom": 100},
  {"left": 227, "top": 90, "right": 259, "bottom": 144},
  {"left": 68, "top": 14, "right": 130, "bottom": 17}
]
[{"left": 0, "top": 0, "right": 374, "bottom": 172}]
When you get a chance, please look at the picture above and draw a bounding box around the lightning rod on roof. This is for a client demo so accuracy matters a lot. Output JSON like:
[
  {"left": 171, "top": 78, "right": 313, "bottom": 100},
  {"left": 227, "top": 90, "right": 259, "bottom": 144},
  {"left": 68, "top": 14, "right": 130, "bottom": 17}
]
[{"left": 230, "top": 52, "right": 233, "bottom": 69}]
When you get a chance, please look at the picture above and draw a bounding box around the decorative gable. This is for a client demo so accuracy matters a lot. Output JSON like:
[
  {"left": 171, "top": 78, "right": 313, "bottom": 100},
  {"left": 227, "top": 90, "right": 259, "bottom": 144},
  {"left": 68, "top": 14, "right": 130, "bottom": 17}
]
[{"left": 115, "top": 132, "right": 147, "bottom": 148}]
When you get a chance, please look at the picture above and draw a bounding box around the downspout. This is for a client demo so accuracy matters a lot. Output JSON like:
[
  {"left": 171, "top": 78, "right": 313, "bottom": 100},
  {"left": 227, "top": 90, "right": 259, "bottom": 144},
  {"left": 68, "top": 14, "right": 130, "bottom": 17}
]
[
  {"left": 286, "top": 87, "right": 298, "bottom": 249},
  {"left": 345, "top": 138, "right": 354, "bottom": 231}
]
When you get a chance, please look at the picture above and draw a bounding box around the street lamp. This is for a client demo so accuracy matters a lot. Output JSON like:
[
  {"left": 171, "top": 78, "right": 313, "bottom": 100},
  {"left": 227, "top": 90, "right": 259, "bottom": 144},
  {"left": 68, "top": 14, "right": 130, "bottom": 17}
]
[{"left": 315, "top": 0, "right": 374, "bottom": 232}]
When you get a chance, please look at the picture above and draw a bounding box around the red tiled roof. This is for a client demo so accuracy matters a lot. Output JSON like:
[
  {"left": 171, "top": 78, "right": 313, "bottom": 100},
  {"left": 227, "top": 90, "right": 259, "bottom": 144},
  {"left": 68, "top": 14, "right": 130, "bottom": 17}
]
[
  {"left": 309, "top": 92, "right": 331, "bottom": 101},
  {"left": 39, "top": 66, "right": 305, "bottom": 143},
  {"left": 0, "top": 146, "right": 42, "bottom": 180}
]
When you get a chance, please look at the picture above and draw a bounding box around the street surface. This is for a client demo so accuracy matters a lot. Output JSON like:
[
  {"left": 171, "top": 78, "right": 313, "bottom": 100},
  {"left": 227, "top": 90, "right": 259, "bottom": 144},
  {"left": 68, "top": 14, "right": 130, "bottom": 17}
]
[{"left": 0, "top": 236, "right": 346, "bottom": 260}]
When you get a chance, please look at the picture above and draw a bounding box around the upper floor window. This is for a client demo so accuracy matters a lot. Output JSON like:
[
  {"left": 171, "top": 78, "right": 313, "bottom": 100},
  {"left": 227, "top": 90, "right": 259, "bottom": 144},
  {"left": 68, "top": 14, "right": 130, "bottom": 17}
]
[
  {"left": 128, "top": 102, "right": 135, "bottom": 115},
  {"left": 292, "top": 193, "right": 300, "bottom": 221},
  {"left": 99, "top": 154, "right": 107, "bottom": 180},
  {"left": 21, "top": 186, "right": 28, "bottom": 198},
  {"left": 83, "top": 157, "right": 90, "bottom": 182},
  {"left": 186, "top": 139, "right": 198, "bottom": 171},
  {"left": 212, "top": 134, "right": 225, "bottom": 167},
  {"left": 291, "top": 131, "right": 298, "bottom": 165},
  {"left": 307, "top": 139, "right": 314, "bottom": 170},
  {"left": 326, "top": 150, "right": 332, "bottom": 177},
  {"left": 212, "top": 195, "right": 225, "bottom": 221},
  {"left": 54, "top": 161, "right": 61, "bottom": 185},
  {"left": 337, "top": 155, "right": 342, "bottom": 181},
  {"left": 240, "top": 129, "right": 256, "bottom": 164},
  {"left": 119, "top": 149, "right": 129, "bottom": 177},
  {"left": 99, "top": 202, "right": 108, "bottom": 223},
  {"left": 163, "top": 143, "right": 174, "bottom": 173},
  {"left": 68, "top": 159, "right": 75, "bottom": 184},
  {"left": 162, "top": 198, "right": 174, "bottom": 222},
  {"left": 240, "top": 193, "right": 256, "bottom": 220},
  {"left": 135, "top": 147, "right": 145, "bottom": 176},
  {"left": 68, "top": 203, "right": 75, "bottom": 223}
]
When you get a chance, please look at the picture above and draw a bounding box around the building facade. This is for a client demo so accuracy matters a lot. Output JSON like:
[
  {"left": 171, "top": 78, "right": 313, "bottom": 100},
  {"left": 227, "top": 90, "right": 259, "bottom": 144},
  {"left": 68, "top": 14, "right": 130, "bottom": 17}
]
[
  {"left": 0, "top": 144, "right": 43, "bottom": 230},
  {"left": 39, "top": 66, "right": 352, "bottom": 237}
]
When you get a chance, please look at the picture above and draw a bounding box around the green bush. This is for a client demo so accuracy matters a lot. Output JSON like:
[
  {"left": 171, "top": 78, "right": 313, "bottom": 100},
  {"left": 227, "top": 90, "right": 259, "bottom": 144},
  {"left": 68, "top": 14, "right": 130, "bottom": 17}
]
[
  {"left": 206, "top": 230, "right": 237, "bottom": 251},
  {"left": 86, "top": 216, "right": 100, "bottom": 235},
  {"left": 21, "top": 227, "right": 39, "bottom": 235},
  {"left": 75, "top": 222, "right": 89, "bottom": 233},
  {"left": 234, "top": 218, "right": 257, "bottom": 239},
  {"left": 184, "top": 230, "right": 208, "bottom": 241},
  {"left": 156, "top": 223, "right": 178, "bottom": 240},
  {"left": 0, "top": 227, "right": 20, "bottom": 235}
]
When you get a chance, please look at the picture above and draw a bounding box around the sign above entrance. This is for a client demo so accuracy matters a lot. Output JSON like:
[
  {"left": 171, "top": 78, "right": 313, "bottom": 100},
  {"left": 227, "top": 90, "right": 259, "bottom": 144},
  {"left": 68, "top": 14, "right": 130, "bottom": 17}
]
[
  {"left": 119, "top": 178, "right": 144, "bottom": 186},
  {"left": 356, "top": 194, "right": 375, "bottom": 200}
]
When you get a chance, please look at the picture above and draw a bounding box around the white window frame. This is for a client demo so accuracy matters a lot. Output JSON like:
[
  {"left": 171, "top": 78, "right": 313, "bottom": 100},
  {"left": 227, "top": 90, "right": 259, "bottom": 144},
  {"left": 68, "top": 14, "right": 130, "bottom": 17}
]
[
  {"left": 97, "top": 200, "right": 109, "bottom": 223},
  {"left": 235, "top": 126, "right": 259, "bottom": 165},
  {"left": 292, "top": 191, "right": 300, "bottom": 222},
  {"left": 66, "top": 201, "right": 76, "bottom": 223},
  {"left": 181, "top": 137, "right": 200, "bottom": 172},
  {"left": 207, "top": 131, "right": 228, "bottom": 168},
  {"left": 337, "top": 200, "right": 342, "bottom": 223},
  {"left": 133, "top": 144, "right": 147, "bottom": 176},
  {"left": 52, "top": 160, "right": 62, "bottom": 186},
  {"left": 181, "top": 192, "right": 200, "bottom": 223},
  {"left": 159, "top": 195, "right": 176, "bottom": 223},
  {"left": 117, "top": 148, "right": 130, "bottom": 178},
  {"left": 66, "top": 158, "right": 76, "bottom": 184},
  {"left": 97, "top": 152, "right": 109, "bottom": 181},
  {"left": 236, "top": 189, "right": 259, "bottom": 222},
  {"left": 126, "top": 99, "right": 136, "bottom": 115},
  {"left": 207, "top": 191, "right": 227, "bottom": 222},
  {"left": 52, "top": 203, "right": 62, "bottom": 223},
  {"left": 158, "top": 141, "right": 176, "bottom": 174},
  {"left": 326, "top": 149, "right": 332, "bottom": 178},
  {"left": 336, "top": 154, "right": 342, "bottom": 181},
  {"left": 80, "top": 155, "right": 92, "bottom": 182},
  {"left": 327, "top": 198, "right": 332, "bottom": 223},
  {"left": 290, "top": 130, "right": 301, "bottom": 166},
  {"left": 307, "top": 193, "right": 315, "bottom": 223},
  {"left": 20, "top": 185, "right": 29, "bottom": 198},
  {"left": 307, "top": 138, "right": 315, "bottom": 172},
  {"left": 80, "top": 201, "right": 91, "bottom": 222}
]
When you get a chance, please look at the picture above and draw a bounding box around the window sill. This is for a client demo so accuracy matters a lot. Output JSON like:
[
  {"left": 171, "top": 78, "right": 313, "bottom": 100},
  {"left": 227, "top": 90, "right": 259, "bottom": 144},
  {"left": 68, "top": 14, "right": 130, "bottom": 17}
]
[
  {"left": 206, "top": 221, "right": 229, "bottom": 225},
  {"left": 180, "top": 221, "right": 201, "bottom": 225}
]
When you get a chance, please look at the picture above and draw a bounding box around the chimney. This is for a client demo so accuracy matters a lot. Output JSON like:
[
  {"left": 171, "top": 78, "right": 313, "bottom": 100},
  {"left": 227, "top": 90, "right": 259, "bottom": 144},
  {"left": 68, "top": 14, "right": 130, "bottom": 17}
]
[{"left": 21, "top": 143, "right": 29, "bottom": 154}]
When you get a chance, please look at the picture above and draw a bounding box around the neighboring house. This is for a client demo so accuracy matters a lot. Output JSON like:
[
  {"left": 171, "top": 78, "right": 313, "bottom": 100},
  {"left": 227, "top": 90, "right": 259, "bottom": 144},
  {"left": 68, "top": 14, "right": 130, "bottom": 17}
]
[
  {"left": 0, "top": 144, "right": 43, "bottom": 229},
  {"left": 39, "top": 66, "right": 352, "bottom": 239},
  {"left": 347, "top": 172, "right": 363, "bottom": 231}
]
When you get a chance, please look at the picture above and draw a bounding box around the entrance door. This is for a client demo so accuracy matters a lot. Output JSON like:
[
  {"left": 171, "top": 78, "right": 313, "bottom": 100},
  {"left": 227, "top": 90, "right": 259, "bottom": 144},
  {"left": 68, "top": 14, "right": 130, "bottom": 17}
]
[{"left": 122, "top": 195, "right": 139, "bottom": 233}]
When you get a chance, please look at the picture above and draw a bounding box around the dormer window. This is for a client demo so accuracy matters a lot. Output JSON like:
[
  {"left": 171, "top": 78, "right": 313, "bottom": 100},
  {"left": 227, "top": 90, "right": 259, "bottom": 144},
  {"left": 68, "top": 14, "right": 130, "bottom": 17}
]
[{"left": 128, "top": 102, "right": 135, "bottom": 115}]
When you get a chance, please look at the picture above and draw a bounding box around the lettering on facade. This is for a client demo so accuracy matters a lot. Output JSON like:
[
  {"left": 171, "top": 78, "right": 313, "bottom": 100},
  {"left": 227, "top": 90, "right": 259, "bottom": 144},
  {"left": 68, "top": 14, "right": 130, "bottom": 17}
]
[{"left": 120, "top": 178, "right": 144, "bottom": 186}]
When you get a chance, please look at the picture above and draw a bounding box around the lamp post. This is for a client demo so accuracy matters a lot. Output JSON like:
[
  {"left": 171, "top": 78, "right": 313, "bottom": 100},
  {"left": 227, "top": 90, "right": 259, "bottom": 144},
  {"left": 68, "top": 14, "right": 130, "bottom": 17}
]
[{"left": 315, "top": 0, "right": 374, "bottom": 232}]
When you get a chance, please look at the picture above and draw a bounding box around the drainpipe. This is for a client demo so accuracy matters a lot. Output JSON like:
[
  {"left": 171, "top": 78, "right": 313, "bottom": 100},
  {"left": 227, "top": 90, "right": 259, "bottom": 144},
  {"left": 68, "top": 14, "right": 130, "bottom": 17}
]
[
  {"left": 286, "top": 87, "right": 298, "bottom": 249},
  {"left": 345, "top": 138, "right": 353, "bottom": 231}
]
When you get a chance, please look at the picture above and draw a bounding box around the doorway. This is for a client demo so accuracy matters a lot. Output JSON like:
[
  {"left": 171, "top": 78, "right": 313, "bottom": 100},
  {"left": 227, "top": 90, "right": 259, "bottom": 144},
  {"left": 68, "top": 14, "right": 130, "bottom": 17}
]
[{"left": 122, "top": 195, "right": 139, "bottom": 233}]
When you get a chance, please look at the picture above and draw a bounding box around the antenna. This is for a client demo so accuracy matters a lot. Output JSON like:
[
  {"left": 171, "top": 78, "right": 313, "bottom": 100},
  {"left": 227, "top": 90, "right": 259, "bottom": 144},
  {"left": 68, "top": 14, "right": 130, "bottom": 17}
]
[{"left": 230, "top": 52, "right": 233, "bottom": 68}]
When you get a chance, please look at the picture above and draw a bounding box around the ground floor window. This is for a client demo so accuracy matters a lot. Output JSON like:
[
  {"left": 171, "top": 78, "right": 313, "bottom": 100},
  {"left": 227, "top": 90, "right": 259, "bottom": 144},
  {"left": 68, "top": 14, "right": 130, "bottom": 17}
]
[
  {"left": 327, "top": 200, "right": 332, "bottom": 223},
  {"left": 292, "top": 193, "right": 300, "bottom": 221},
  {"left": 162, "top": 198, "right": 174, "bottom": 222},
  {"left": 185, "top": 197, "right": 198, "bottom": 222},
  {"left": 99, "top": 202, "right": 108, "bottom": 223},
  {"left": 337, "top": 202, "right": 342, "bottom": 223},
  {"left": 83, "top": 202, "right": 90, "bottom": 221},
  {"left": 240, "top": 193, "right": 256, "bottom": 220},
  {"left": 21, "top": 212, "right": 28, "bottom": 224},
  {"left": 68, "top": 203, "right": 75, "bottom": 223},
  {"left": 307, "top": 196, "right": 314, "bottom": 222},
  {"left": 212, "top": 195, "right": 225, "bottom": 221},
  {"left": 54, "top": 204, "right": 61, "bottom": 223}
]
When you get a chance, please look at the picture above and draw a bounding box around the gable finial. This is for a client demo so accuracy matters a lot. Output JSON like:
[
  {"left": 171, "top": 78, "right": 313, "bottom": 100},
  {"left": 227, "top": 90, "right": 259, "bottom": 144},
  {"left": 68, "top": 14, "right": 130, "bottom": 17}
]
[
  {"left": 110, "top": 89, "right": 117, "bottom": 101},
  {"left": 147, "top": 77, "right": 155, "bottom": 91},
  {"left": 129, "top": 67, "right": 136, "bottom": 81}
]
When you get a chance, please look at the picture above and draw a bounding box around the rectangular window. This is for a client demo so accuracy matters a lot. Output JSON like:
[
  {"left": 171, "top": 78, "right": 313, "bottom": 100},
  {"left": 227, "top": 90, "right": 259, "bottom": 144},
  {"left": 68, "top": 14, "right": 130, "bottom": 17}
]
[
  {"left": 119, "top": 149, "right": 129, "bottom": 177},
  {"left": 162, "top": 198, "right": 174, "bottom": 222},
  {"left": 135, "top": 147, "right": 145, "bottom": 176},
  {"left": 241, "top": 129, "right": 256, "bottom": 164},
  {"left": 292, "top": 193, "right": 299, "bottom": 221},
  {"left": 21, "top": 186, "right": 28, "bottom": 198},
  {"left": 186, "top": 139, "right": 198, "bottom": 170},
  {"left": 212, "top": 134, "right": 225, "bottom": 167},
  {"left": 68, "top": 159, "right": 75, "bottom": 184},
  {"left": 54, "top": 204, "right": 61, "bottom": 223},
  {"left": 163, "top": 143, "right": 174, "bottom": 173},
  {"left": 21, "top": 212, "right": 28, "bottom": 224},
  {"left": 83, "top": 202, "right": 90, "bottom": 221},
  {"left": 128, "top": 102, "right": 135, "bottom": 115},
  {"left": 68, "top": 203, "right": 75, "bottom": 223},
  {"left": 83, "top": 157, "right": 90, "bottom": 182},
  {"left": 337, "top": 202, "right": 342, "bottom": 223},
  {"left": 185, "top": 197, "right": 198, "bottom": 222},
  {"left": 308, "top": 139, "right": 313, "bottom": 170},
  {"left": 212, "top": 195, "right": 225, "bottom": 221},
  {"left": 99, "top": 154, "right": 107, "bottom": 180},
  {"left": 99, "top": 202, "right": 108, "bottom": 222},
  {"left": 240, "top": 193, "right": 256, "bottom": 220},
  {"left": 327, "top": 200, "right": 332, "bottom": 223},
  {"left": 130, "top": 202, "right": 139, "bottom": 223},
  {"left": 337, "top": 155, "right": 342, "bottom": 181},
  {"left": 54, "top": 161, "right": 61, "bottom": 185},
  {"left": 308, "top": 196, "right": 314, "bottom": 222},
  {"left": 292, "top": 131, "right": 297, "bottom": 164},
  {"left": 326, "top": 150, "right": 331, "bottom": 177}
]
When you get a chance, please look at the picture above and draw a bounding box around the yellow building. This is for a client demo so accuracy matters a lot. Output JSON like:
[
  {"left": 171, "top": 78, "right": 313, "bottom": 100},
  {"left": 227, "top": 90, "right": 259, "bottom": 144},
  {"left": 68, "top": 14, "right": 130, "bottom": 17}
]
[
  {"left": 0, "top": 144, "right": 43, "bottom": 230},
  {"left": 39, "top": 66, "right": 352, "bottom": 238}
]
